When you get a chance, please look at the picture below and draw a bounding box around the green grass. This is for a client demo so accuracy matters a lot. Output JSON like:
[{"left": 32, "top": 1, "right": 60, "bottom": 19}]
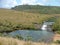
[
  {"left": 12, "top": 5, "right": 60, "bottom": 33},
  {"left": 0, "top": 8, "right": 60, "bottom": 33},
  {"left": 52, "top": 16, "right": 60, "bottom": 33},
  {"left": 12, "top": 5, "right": 60, "bottom": 14},
  {"left": 54, "top": 40, "right": 60, "bottom": 44},
  {"left": 0, "top": 8, "right": 54, "bottom": 32}
]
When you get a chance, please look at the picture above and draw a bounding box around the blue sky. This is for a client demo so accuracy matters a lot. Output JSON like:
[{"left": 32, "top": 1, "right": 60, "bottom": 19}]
[{"left": 0, "top": 0, "right": 60, "bottom": 8}]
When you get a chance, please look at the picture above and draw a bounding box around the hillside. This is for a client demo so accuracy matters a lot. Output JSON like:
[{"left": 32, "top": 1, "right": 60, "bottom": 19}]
[
  {"left": 12, "top": 5, "right": 60, "bottom": 14},
  {"left": 0, "top": 8, "right": 60, "bottom": 33},
  {"left": 0, "top": 8, "right": 53, "bottom": 32}
]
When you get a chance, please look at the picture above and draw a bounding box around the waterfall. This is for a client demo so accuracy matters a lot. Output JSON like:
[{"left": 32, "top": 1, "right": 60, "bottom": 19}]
[
  {"left": 41, "top": 22, "right": 54, "bottom": 31},
  {"left": 41, "top": 24, "right": 47, "bottom": 30}
]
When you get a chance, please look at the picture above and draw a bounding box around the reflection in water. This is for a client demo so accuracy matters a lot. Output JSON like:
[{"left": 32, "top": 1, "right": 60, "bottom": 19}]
[{"left": 8, "top": 30, "right": 54, "bottom": 43}]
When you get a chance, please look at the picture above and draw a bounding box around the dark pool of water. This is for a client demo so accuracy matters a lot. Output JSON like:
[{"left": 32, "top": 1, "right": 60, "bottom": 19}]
[{"left": 8, "top": 30, "right": 54, "bottom": 42}]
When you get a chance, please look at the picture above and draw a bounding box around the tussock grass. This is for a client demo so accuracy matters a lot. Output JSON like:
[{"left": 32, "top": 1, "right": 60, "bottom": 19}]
[
  {"left": 0, "top": 9, "right": 60, "bottom": 33},
  {"left": 0, "top": 9, "right": 54, "bottom": 31},
  {"left": 0, "top": 37, "right": 59, "bottom": 45},
  {"left": 52, "top": 16, "right": 60, "bottom": 33},
  {"left": 0, "top": 37, "right": 18, "bottom": 45}
]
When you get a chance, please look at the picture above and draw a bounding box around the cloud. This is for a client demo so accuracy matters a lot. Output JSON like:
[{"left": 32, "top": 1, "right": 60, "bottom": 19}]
[
  {"left": 0, "top": 0, "right": 18, "bottom": 8},
  {"left": 35, "top": 3, "right": 45, "bottom": 5},
  {"left": 0, "top": 0, "right": 60, "bottom": 8},
  {"left": 19, "top": 0, "right": 45, "bottom": 5},
  {"left": 20, "top": 0, "right": 37, "bottom": 5},
  {"left": 43, "top": 0, "right": 48, "bottom": 2},
  {"left": 0, "top": 0, "right": 49, "bottom": 8}
]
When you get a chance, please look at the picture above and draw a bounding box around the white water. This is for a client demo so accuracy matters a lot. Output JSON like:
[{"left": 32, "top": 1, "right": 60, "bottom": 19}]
[
  {"left": 41, "top": 25, "right": 47, "bottom": 30},
  {"left": 41, "top": 22, "right": 54, "bottom": 31}
]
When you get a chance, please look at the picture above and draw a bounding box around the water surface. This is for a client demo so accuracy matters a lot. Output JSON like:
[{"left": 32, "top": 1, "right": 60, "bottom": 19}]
[{"left": 8, "top": 30, "right": 54, "bottom": 43}]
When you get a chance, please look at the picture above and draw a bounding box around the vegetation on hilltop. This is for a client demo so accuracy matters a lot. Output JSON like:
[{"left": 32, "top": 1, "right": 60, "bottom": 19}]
[{"left": 12, "top": 5, "right": 60, "bottom": 14}]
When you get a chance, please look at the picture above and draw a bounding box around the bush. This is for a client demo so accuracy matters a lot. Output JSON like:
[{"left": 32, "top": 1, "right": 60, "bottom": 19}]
[
  {"left": 15, "top": 35, "right": 23, "bottom": 40},
  {"left": 55, "top": 40, "right": 60, "bottom": 44}
]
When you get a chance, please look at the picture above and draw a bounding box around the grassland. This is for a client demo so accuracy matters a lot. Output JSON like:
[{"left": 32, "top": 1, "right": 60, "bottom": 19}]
[
  {"left": 12, "top": 5, "right": 60, "bottom": 33},
  {"left": 0, "top": 37, "right": 59, "bottom": 45},
  {"left": 12, "top": 5, "right": 60, "bottom": 14},
  {"left": 0, "top": 8, "right": 60, "bottom": 33},
  {"left": 52, "top": 16, "right": 60, "bottom": 33},
  {"left": 0, "top": 6, "right": 60, "bottom": 45},
  {"left": 0, "top": 8, "right": 55, "bottom": 32}
]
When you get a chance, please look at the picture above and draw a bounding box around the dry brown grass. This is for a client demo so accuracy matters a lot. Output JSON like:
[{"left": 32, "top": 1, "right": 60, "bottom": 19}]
[
  {"left": 0, "top": 9, "right": 54, "bottom": 30},
  {"left": 53, "top": 34, "right": 60, "bottom": 41},
  {"left": 0, "top": 37, "right": 59, "bottom": 45},
  {"left": 0, "top": 9, "right": 51, "bottom": 24}
]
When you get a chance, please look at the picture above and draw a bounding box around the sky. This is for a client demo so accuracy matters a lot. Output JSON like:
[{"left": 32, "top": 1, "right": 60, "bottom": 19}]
[{"left": 0, "top": 0, "right": 60, "bottom": 8}]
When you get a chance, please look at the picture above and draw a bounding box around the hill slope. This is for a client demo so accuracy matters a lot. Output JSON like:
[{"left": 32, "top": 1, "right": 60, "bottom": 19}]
[
  {"left": 12, "top": 5, "right": 60, "bottom": 14},
  {"left": 0, "top": 8, "right": 53, "bottom": 32},
  {"left": 0, "top": 8, "right": 60, "bottom": 33}
]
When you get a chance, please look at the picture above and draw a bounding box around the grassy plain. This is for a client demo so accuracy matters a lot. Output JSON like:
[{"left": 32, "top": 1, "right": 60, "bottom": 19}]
[
  {"left": 0, "top": 6, "right": 60, "bottom": 45},
  {"left": 0, "top": 8, "right": 54, "bottom": 32}
]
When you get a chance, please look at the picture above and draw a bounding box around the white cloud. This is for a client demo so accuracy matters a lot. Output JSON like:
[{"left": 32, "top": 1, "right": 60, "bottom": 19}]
[
  {"left": 19, "top": 0, "right": 45, "bottom": 5},
  {"left": 0, "top": 0, "right": 18, "bottom": 8},
  {"left": 43, "top": 0, "right": 48, "bottom": 2},
  {"left": 20, "top": 0, "right": 37, "bottom": 5},
  {"left": 0, "top": 0, "right": 47, "bottom": 8},
  {"left": 36, "top": 3, "right": 45, "bottom": 5}
]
